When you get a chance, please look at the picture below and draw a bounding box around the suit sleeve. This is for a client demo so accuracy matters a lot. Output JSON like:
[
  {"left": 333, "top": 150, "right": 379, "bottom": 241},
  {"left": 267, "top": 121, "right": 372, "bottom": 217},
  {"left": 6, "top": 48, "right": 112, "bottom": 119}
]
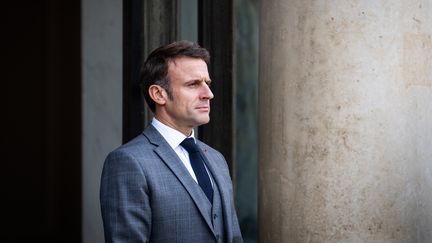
[
  {"left": 100, "top": 150, "right": 151, "bottom": 243},
  {"left": 231, "top": 200, "right": 244, "bottom": 243}
]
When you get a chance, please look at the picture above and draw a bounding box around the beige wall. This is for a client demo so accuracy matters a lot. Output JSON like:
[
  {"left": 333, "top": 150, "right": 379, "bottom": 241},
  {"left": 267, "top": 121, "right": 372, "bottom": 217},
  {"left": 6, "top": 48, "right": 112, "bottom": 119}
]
[{"left": 259, "top": 1, "right": 432, "bottom": 242}]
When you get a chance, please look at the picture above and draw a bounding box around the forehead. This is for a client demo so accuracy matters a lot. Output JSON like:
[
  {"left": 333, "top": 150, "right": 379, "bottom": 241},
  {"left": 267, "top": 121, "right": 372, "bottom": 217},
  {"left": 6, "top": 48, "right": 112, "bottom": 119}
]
[{"left": 167, "top": 56, "right": 209, "bottom": 80}]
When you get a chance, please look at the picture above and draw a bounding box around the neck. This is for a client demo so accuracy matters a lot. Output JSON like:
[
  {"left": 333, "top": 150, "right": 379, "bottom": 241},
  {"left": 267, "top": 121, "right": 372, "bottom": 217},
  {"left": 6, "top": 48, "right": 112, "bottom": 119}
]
[{"left": 154, "top": 115, "right": 193, "bottom": 136}]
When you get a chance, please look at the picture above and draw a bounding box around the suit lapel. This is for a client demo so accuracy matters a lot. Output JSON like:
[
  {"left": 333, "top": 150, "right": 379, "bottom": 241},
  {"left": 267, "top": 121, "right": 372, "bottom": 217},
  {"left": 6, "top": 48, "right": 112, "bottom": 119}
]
[
  {"left": 198, "top": 143, "right": 235, "bottom": 241},
  {"left": 143, "top": 126, "right": 216, "bottom": 236}
]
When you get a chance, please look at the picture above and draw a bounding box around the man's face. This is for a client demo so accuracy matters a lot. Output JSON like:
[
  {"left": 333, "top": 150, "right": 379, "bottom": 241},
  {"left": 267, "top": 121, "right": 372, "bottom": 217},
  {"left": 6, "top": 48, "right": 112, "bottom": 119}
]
[{"left": 157, "top": 56, "right": 213, "bottom": 135}]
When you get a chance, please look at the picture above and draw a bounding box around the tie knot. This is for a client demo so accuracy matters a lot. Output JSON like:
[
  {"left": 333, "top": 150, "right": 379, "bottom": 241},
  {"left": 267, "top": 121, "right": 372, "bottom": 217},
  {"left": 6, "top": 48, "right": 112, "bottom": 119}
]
[{"left": 180, "top": 138, "right": 200, "bottom": 153}]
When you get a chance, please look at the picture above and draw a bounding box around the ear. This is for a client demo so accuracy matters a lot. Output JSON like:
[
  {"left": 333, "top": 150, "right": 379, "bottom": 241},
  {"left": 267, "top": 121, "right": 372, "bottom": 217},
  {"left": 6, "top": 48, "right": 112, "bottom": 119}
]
[{"left": 148, "top": 85, "right": 168, "bottom": 105}]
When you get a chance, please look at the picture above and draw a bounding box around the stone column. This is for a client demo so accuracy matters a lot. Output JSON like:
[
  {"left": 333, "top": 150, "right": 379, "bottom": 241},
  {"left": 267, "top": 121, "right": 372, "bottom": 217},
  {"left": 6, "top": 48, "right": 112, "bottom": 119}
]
[
  {"left": 259, "top": 1, "right": 432, "bottom": 242},
  {"left": 82, "top": 0, "right": 122, "bottom": 242}
]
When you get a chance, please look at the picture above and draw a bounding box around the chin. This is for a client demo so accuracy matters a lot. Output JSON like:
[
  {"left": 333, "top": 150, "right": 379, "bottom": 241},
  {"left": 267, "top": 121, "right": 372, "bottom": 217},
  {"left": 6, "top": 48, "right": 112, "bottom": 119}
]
[{"left": 196, "top": 116, "right": 210, "bottom": 125}]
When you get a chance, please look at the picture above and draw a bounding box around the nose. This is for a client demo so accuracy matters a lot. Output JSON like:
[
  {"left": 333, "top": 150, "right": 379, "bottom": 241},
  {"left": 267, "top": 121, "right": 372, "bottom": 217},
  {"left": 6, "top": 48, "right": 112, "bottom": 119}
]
[{"left": 201, "top": 83, "right": 214, "bottom": 100}]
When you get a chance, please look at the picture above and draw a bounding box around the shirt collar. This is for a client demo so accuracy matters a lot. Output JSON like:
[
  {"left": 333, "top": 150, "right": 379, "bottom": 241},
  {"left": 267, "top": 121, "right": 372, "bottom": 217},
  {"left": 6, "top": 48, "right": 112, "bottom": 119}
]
[{"left": 151, "top": 118, "right": 196, "bottom": 149}]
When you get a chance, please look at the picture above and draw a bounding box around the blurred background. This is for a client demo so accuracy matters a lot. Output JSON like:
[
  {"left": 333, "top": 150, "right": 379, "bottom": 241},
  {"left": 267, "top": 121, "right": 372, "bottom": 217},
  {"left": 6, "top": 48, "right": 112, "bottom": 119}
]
[
  {"left": 5, "top": 0, "right": 258, "bottom": 242},
  {"left": 6, "top": 0, "right": 432, "bottom": 242}
]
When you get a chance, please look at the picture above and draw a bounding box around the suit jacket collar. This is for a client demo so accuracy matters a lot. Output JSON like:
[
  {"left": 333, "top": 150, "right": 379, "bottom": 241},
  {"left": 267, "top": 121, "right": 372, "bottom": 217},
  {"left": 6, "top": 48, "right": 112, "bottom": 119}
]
[{"left": 143, "top": 125, "right": 216, "bottom": 236}]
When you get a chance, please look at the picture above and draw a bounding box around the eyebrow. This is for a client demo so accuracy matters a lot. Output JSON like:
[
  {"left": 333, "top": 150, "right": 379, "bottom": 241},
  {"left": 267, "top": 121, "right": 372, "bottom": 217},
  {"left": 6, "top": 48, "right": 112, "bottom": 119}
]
[{"left": 187, "top": 79, "right": 212, "bottom": 84}]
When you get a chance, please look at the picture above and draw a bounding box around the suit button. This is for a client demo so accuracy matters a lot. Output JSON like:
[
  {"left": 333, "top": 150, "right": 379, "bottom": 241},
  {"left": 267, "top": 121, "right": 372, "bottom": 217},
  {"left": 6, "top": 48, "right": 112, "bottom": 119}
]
[
  {"left": 216, "top": 235, "right": 220, "bottom": 241},
  {"left": 213, "top": 214, "right": 218, "bottom": 219}
]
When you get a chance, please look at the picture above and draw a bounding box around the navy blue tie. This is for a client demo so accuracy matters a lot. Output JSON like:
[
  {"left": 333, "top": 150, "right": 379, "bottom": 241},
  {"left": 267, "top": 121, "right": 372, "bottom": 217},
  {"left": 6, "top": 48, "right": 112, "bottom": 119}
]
[{"left": 180, "top": 138, "right": 213, "bottom": 203}]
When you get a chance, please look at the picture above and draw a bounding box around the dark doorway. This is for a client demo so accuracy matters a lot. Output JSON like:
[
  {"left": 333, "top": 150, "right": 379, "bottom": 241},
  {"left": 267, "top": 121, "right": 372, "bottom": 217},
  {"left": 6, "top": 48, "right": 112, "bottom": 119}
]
[{"left": 5, "top": 1, "right": 82, "bottom": 242}]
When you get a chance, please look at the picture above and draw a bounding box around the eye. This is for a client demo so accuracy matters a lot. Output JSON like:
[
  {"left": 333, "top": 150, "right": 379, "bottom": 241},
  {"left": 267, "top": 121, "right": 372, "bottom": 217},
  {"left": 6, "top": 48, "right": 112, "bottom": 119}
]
[{"left": 188, "top": 81, "right": 199, "bottom": 87}]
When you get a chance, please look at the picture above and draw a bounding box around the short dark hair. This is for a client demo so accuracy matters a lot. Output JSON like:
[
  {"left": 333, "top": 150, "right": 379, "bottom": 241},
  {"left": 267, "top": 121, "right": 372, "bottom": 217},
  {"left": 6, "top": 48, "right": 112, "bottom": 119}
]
[{"left": 140, "top": 40, "right": 210, "bottom": 113}]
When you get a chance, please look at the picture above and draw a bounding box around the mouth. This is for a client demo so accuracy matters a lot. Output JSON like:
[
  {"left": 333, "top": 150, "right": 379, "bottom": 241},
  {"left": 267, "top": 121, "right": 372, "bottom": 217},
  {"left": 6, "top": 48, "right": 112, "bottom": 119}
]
[{"left": 196, "top": 106, "right": 210, "bottom": 112}]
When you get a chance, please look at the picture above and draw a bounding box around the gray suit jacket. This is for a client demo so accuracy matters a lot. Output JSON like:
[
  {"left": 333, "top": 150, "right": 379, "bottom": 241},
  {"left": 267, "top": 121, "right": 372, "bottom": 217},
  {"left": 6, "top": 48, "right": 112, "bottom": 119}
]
[{"left": 100, "top": 125, "right": 243, "bottom": 243}]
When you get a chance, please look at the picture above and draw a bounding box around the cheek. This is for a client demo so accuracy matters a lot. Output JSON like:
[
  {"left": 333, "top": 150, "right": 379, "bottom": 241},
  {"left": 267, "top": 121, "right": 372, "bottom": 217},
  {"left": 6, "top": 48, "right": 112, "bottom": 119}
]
[{"left": 177, "top": 94, "right": 196, "bottom": 106}]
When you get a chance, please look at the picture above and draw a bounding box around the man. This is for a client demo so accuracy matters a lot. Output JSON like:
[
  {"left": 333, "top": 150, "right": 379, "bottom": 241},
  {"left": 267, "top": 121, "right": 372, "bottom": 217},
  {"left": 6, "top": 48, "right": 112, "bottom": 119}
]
[{"left": 100, "top": 41, "right": 243, "bottom": 243}]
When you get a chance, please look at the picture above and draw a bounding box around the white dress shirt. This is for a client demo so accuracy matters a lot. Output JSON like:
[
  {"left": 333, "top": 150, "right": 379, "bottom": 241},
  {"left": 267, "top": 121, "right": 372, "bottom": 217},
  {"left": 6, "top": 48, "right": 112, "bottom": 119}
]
[{"left": 151, "top": 118, "right": 213, "bottom": 185}]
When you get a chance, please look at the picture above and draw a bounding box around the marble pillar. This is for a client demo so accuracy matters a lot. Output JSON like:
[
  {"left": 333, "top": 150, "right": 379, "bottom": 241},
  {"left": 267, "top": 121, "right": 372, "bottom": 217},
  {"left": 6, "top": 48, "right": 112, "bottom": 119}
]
[{"left": 259, "top": 1, "right": 432, "bottom": 242}]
